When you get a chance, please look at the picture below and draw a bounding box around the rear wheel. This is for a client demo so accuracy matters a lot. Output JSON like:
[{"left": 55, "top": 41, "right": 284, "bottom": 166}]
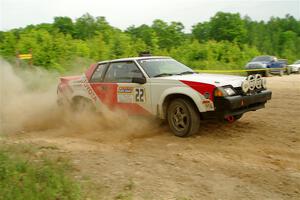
[
  {"left": 167, "top": 98, "right": 200, "bottom": 137},
  {"left": 71, "top": 97, "right": 94, "bottom": 113}
]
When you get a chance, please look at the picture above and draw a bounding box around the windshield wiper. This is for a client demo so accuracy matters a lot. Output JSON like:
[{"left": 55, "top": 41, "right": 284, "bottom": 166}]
[
  {"left": 153, "top": 73, "right": 175, "bottom": 77},
  {"left": 176, "top": 71, "right": 196, "bottom": 75}
]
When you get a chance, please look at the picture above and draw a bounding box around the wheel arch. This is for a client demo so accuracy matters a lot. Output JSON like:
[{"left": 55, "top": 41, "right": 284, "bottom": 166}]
[
  {"left": 159, "top": 87, "right": 206, "bottom": 119},
  {"left": 71, "top": 95, "right": 93, "bottom": 105}
]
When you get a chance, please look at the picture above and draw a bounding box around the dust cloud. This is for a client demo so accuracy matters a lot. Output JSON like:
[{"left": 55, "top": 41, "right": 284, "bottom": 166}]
[{"left": 0, "top": 59, "right": 161, "bottom": 141}]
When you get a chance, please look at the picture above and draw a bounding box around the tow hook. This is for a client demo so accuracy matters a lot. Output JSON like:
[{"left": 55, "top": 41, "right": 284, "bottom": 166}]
[{"left": 225, "top": 115, "right": 235, "bottom": 123}]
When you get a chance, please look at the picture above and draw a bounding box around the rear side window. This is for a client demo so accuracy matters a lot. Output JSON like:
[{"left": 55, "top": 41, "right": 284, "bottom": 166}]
[{"left": 90, "top": 63, "right": 107, "bottom": 82}]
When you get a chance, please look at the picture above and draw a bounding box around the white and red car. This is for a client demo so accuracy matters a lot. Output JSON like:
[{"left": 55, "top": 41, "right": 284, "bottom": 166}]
[{"left": 57, "top": 56, "right": 272, "bottom": 137}]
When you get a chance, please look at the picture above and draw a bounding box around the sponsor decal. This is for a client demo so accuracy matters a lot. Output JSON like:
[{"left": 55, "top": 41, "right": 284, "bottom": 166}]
[
  {"left": 117, "top": 87, "right": 146, "bottom": 103},
  {"left": 117, "top": 87, "right": 134, "bottom": 103},
  {"left": 81, "top": 78, "right": 97, "bottom": 102},
  {"left": 118, "top": 87, "right": 133, "bottom": 94},
  {"left": 202, "top": 99, "right": 214, "bottom": 110}
]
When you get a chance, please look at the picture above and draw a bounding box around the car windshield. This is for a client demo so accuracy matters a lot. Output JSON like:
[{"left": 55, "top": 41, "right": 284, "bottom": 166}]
[
  {"left": 294, "top": 60, "right": 300, "bottom": 64},
  {"left": 251, "top": 56, "right": 274, "bottom": 62},
  {"left": 137, "top": 58, "right": 194, "bottom": 77}
]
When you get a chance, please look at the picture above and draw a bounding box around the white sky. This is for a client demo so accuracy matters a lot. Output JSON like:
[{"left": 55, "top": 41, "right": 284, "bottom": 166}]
[{"left": 0, "top": 0, "right": 299, "bottom": 32}]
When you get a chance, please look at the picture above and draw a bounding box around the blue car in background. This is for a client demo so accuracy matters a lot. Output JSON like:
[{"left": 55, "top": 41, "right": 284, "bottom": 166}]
[{"left": 245, "top": 55, "right": 288, "bottom": 76}]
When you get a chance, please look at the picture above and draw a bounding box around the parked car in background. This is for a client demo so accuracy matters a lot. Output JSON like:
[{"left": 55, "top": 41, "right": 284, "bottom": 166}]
[
  {"left": 288, "top": 60, "right": 300, "bottom": 74},
  {"left": 278, "top": 59, "right": 291, "bottom": 74},
  {"left": 245, "top": 55, "right": 288, "bottom": 76}
]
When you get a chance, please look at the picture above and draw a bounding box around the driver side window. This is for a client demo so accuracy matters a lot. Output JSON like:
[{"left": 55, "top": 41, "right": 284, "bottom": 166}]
[{"left": 104, "top": 61, "right": 144, "bottom": 83}]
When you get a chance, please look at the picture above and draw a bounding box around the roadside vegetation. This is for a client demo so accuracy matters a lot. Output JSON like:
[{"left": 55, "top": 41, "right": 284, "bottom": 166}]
[
  {"left": 0, "top": 12, "right": 299, "bottom": 73},
  {"left": 0, "top": 143, "right": 81, "bottom": 200}
]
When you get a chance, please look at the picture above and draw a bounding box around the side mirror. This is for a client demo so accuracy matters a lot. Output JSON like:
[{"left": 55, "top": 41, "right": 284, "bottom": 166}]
[{"left": 132, "top": 77, "right": 146, "bottom": 84}]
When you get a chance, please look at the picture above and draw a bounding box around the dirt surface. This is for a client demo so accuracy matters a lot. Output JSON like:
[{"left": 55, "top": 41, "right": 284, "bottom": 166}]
[{"left": 3, "top": 74, "right": 300, "bottom": 200}]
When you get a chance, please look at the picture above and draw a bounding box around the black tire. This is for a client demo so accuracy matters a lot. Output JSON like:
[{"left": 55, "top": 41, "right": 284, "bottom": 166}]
[
  {"left": 286, "top": 66, "right": 291, "bottom": 75},
  {"left": 71, "top": 97, "right": 94, "bottom": 112},
  {"left": 167, "top": 98, "right": 200, "bottom": 137},
  {"left": 279, "top": 69, "right": 284, "bottom": 76}
]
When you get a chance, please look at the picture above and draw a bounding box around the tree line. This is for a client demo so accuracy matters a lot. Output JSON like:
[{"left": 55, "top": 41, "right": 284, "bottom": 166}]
[{"left": 0, "top": 12, "right": 299, "bottom": 72}]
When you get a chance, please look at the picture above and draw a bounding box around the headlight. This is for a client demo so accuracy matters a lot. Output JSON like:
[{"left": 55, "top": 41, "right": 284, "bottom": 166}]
[
  {"left": 223, "top": 87, "right": 235, "bottom": 96},
  {"left": 214, "top": 87, "right": 235, "bottom": 97},
  {"left": 241, "top": 80, "right": 250, "bottom": 93},
  {"left": 214, "top": 88, "right": 224, "bottom": 97}
]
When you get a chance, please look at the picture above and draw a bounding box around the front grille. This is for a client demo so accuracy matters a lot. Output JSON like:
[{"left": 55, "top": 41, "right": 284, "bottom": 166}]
[
  {"left": 234, "top": 87, "right": 264, "bottom": 96},
  {"left": 234, "top": 87, "right": 244, "bottom": 95}
]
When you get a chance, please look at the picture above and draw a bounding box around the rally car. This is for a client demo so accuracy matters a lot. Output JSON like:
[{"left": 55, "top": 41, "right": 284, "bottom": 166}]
[{"left": 57, "top": 56, "right": 272, "bottom": 137}]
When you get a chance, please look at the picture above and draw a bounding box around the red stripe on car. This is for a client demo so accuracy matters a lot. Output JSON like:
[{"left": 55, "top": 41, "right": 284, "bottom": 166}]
[{"left": 180, "top": 80, "right": 216, "bottom": 100}]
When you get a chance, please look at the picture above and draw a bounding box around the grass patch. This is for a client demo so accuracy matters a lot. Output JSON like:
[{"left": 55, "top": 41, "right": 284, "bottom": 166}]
[{"left": 0, "top": 144, "right": 81, "bottom": 200}]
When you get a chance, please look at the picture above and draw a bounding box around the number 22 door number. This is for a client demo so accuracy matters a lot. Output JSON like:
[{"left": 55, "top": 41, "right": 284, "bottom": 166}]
[{"left": 135, "top": 88, "right": 145, "bottom": 102}]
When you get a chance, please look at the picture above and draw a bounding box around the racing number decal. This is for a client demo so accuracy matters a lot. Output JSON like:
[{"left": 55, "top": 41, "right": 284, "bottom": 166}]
[{"left": 135, "top": 88, "right": 145, "bottom": 102}]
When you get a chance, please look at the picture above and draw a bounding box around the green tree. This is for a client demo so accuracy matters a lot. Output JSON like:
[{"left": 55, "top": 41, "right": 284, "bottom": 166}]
[
  {"left": 192, "top": 22, "right": 211, "bottom": 42},
  {"left": 73, "top": 13, "right": 96, "bottom": 39},
  {"left": 152, "top": 19, "right": 186, "bottom": 49},
  {"left": 209, "top": 12, "right": 247, "bottom": 43},
  {"left": 53, "top": 16, "right": 74, "bottom": 35}
]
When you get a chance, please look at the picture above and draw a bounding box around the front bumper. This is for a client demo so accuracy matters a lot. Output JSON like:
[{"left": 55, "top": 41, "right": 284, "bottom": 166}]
[{"left": 203, "top": 90, "right": 272, "bottom": 120}]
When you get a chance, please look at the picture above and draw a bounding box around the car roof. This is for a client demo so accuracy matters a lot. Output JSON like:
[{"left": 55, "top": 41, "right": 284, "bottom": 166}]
[{"left": 97, "top": 56, "right": 170, "bottom": 64}]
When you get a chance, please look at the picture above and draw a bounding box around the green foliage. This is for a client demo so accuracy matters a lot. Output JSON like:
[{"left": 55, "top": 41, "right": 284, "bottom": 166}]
[
  {"left": 0, "top": 12, "right": 299, "bottom": 73},
  {"left": 169, "top": 40, "right": 260, "bottom": 69},
  {"left": 53, "top": 16, "right": 74, "bottom": 35},
  {"left": 193, "top": 12, "right": 247, "bottom": 43},
  {"left": 0, "top": 146, "right": 81, "bottom": 200}
]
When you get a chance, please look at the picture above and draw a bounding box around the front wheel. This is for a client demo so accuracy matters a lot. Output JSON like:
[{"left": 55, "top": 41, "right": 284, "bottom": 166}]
[{"left": 167, "top": 99, "right": 200, "bottom": 137}]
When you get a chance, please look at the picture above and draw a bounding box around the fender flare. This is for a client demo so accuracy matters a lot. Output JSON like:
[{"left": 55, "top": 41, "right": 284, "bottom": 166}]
[
  {"left": 71, "top": 91, "right": 91, "bottom": 102},
  {"left": 158, "top": 86, "right": 207, "bottom": 119}
]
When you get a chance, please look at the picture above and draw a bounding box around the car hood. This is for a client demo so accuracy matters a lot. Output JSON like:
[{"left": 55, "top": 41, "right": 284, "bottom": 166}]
[{"left": 154, "top": 73, "right": 246, "bottom": 87}]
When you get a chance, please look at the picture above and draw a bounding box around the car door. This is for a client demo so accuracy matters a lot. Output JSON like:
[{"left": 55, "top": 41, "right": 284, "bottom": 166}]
[{"left": 91, "top": 61, "right": 152, "bottom": 115}]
